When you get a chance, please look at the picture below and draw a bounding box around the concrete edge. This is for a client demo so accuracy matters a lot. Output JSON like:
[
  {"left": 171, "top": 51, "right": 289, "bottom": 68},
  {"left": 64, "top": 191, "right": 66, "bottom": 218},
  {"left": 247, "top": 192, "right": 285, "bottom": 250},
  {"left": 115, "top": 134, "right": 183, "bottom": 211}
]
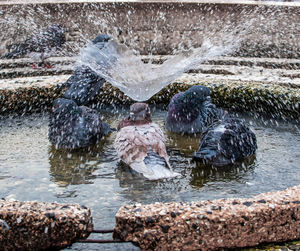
[
  {"left": 0, "top": 200, "right": 93, "bottom": 250},
  {"left": 114, "top": 185, "right": 300, "bottom": 250}
]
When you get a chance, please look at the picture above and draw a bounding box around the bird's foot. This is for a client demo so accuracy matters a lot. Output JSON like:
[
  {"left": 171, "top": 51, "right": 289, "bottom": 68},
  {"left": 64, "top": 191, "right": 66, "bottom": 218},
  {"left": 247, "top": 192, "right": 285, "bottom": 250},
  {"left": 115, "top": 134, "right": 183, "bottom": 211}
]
[
  {"left": 31, "top": 62, "right": 54, "bottom": 69},
  {"left": 43, "top": 62, "right": 54, "bottom": 69},
  {"left": 31, "top": 63, "right": 40, "bottom": 70}
]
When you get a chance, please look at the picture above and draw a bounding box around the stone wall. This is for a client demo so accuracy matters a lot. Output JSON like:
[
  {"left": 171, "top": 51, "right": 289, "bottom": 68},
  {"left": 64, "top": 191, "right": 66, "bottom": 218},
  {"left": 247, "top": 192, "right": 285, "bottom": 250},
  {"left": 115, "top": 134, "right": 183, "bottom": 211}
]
[
  {"left": 114, "top": 185, "right": 300, "bottom": 250},
  {"left": 0, "top": 1, "right": 299, "bottom": 58}
]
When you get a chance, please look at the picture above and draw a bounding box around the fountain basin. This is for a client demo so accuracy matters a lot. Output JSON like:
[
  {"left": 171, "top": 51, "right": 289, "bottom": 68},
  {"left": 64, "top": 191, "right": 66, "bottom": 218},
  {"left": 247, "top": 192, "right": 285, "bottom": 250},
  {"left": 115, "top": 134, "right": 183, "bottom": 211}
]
[
  {"left": 0, "top": 1, "right": 299, "bottom": 250},
  {"left": 1, "top": 109, "right": 300, "bottom": 250}
]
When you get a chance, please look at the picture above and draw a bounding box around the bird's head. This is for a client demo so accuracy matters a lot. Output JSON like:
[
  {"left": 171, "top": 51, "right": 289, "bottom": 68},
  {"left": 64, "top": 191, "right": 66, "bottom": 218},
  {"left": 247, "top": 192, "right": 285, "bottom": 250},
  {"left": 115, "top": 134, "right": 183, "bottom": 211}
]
[
  {"left": 48, "top": 24, "right": 64, "bottom": 32},
  {"left": 177, "top": 85, "right": 210, "bottom": 107},
  {"left": 92, "top": 34, "right": 111, "bottom": 50},
  {"left": 129, "top": 103, "right": 151, "bottom": 122},
  {"left": 171, "top": 85, "right": 211, "bottom": 117},
  {"left": 46, "top": 24, "right": 66, "bottom": 45},
  {"left": 92, "top": 34, "right": 111, "bottom": 44}
]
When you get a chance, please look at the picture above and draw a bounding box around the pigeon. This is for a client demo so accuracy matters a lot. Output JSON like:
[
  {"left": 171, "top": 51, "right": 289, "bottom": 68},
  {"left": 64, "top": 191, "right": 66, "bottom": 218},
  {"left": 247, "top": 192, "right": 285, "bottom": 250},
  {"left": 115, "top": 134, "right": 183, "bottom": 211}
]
[
  {"left": 193, "top": 117, "right": 257, "bottom": 166},
  {"left": 49, "top": 98, "right": 112, "bottom": 149},
  {"left": 114, "top": 103, "right": 180, "bottom": 180},
  {"left": 1, "top": 24, "right": 65, "bottom": 61},
  {"left": 165, "top": 85, "right": 225, "bottom": 134},
  {"left": 62, "top": 34, "right": 111, "bottom": 106}
]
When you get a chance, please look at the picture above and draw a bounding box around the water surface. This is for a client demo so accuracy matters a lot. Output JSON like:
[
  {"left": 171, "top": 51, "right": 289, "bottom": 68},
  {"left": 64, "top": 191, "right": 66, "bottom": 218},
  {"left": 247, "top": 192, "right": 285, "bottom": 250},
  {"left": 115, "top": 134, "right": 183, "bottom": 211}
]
[{"left": 0, "top": 109, "right": 299, "bottom": 250}]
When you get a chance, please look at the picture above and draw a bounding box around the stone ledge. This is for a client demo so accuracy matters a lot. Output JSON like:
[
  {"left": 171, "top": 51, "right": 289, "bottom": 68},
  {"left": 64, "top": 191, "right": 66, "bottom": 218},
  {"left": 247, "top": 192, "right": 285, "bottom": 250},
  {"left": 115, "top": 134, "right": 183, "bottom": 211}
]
[
  {"left": 1, "top": 56, "right": 299, "bottom": 70},
  {"left": 2, "top": 57, "right": 300, "bottom": 83},
  {"left": 0, "top": 200, "right": 93, "bottom": 250},
  {"left": 172, "top": 76, "right": 300, "bottom": 118},
  {"left": 114, "top": 185, "right": 300, "bottom": 250},
  {"left": 0, "top": 75, "right": 299, "bottom": 119},
  {"left": 0, "top": 75, "right": 65, "bottom": 114}
]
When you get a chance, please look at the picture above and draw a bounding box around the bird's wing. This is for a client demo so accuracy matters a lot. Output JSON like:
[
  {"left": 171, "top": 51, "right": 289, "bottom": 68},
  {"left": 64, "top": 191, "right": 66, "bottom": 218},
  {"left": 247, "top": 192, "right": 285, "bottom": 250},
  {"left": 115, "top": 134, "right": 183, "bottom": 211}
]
[
  {"left": 220, "top": 120, "right": 257, "bottom": 160},
  {"left": 114, "top": 123, "right": 169, "bottom": 165}
]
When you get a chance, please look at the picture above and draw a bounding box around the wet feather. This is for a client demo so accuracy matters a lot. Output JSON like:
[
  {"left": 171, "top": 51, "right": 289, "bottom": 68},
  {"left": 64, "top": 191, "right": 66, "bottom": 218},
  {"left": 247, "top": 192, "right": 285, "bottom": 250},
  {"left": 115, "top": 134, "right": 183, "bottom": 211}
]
[{"left": 115, "top": 103, "right": 179, "bottom": 180}]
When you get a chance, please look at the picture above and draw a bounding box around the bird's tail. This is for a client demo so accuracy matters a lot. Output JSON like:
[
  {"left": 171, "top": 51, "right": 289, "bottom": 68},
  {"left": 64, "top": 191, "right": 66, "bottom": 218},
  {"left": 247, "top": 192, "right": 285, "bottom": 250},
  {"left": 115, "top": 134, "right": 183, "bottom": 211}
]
[
  {"left": 130, "top": 148, "right": 180, "bottom": 180},
  {"left": 102, "top": 122, "right": 116, "bottom": 136},
  {"left": 1, "top": 43, "right": 25, "bottom": 59}
]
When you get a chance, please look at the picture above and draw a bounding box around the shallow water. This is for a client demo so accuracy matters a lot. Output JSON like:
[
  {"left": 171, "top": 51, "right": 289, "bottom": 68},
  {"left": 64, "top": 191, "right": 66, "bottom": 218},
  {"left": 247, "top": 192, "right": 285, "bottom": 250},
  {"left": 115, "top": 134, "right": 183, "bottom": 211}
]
[{"left": 0, "top": 109, "right": 299, "bottom": 250}]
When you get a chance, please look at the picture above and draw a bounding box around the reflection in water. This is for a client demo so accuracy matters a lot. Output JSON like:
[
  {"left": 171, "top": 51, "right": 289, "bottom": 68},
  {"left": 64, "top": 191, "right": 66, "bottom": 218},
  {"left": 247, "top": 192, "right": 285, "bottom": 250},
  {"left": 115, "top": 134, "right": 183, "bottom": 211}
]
[
  {"left": 114, "top": 151, "right": 256, "bottom": 203},
  {"left": 48, "top": 142, "right": 106, "bottom": 187},
  {"left": 115, "top": 161, "right": 183, "bottom": 203},
  {"left": 190, "top": 156, "right": 256, "bottom": 189},
  {"left": 115, "top": 162, "right": 163, "bottom": 201},
  {"left": 165, "top": 131, "right": 201, "bottom": 156}
]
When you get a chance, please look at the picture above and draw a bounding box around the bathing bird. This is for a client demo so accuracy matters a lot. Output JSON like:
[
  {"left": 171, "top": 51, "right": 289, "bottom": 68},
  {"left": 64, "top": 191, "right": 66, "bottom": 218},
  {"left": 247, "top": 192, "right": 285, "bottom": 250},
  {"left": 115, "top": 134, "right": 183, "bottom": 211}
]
[
  {"left": 165, "top": 85, "right": 225, "bottom": 134},
  {"left": 193, "top": 117, "right": 257, "bottom": 166},
  {"left": 62, "top": 34, "right": 111, "bottom": 106},
  {"left": 49, "top": 98, "right": 112, "bottom": 149},
  {"left": 114, "top": 103, "right": 180, "bottom": 180},
  {"left": 1, "top": 24, "right": 66, "bottom": 63}
]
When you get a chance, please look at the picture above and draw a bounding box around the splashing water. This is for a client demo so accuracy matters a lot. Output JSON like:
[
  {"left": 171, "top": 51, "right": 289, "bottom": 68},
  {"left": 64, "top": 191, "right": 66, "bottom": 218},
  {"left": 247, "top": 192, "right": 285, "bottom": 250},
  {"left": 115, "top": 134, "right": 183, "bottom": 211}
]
[{"left": 79, "top": 37, "right": 239, "bottom": 101}]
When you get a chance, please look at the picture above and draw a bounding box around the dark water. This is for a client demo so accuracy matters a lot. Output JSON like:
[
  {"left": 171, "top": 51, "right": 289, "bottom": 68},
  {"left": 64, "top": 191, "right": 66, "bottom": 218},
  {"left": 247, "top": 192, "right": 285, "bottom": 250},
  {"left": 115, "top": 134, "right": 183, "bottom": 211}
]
[{"left": 0, "top": 108, "right": 299, "bottom": 250}]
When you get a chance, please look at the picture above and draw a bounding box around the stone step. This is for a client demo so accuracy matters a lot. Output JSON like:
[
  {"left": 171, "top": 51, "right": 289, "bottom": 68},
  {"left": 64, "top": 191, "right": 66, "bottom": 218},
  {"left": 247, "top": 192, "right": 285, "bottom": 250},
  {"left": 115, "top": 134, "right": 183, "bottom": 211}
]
[
  {"left": 1, "top": 1, "right": 299, "bottom": 58},
  {"left": 0, "top": 57, "right": 299, "bottom": 88},
  {"left": 1, "top": 56, "right": 299, "bottom": 70},
  {"left": 141, "top": 55, "right": 300, "bottom": 70},
  {"left": 0, "top": 65, "right": 72, "bottom": 79}
]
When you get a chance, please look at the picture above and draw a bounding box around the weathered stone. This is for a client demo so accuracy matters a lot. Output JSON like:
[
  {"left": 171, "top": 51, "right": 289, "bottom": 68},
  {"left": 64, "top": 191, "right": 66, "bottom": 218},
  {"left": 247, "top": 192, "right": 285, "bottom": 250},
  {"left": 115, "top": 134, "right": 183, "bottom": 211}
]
[
  {"left": 0, "top": 1, "right": 299, "bottom": 58},
  {"left": 114, "top": 185, "right": 300, "bottom": 250},
  {"left": 0, "top": 200, "right": 93, "bottom": 250}
]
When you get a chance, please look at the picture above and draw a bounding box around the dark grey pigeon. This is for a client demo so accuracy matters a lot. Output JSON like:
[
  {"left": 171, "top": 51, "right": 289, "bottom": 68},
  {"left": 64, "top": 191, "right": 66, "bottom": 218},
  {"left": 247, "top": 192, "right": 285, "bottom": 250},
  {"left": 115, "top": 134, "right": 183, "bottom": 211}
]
[
  {"left": 1, "top": 24, "right": 65, "bottom": 60},
  {"left": 193, "top": 117, "right": 257, "bottom": 166},
  {"left": 165, "top": 85, "right": 225, "bottom": 134},
  {"left": 62, "top": 34, "right": 111, "bottom": 106},
  {"left": 48, "top": 98, "right": 112, "bottom": 149}
]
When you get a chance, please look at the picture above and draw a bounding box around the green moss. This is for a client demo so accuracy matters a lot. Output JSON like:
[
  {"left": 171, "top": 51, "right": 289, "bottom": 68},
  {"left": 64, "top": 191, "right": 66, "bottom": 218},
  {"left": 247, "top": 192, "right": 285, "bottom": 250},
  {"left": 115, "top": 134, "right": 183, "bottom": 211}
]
[{"left": 1, "top": 79, "right": 299, "bottom": 119}]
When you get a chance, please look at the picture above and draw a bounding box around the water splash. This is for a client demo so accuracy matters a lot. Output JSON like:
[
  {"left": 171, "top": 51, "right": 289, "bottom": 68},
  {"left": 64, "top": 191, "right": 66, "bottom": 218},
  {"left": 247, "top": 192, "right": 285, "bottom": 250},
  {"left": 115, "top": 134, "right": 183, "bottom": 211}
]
[{"left": 79, "top": 37, "right": 238, "bottom": 101}]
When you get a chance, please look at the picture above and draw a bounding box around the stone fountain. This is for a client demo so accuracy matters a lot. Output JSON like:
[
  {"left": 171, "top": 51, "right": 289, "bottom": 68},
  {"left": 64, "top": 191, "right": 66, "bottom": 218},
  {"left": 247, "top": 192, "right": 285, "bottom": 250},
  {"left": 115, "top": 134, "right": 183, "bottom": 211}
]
[{"left": 0, "top": 1, "right": 299, "bottom": 250}]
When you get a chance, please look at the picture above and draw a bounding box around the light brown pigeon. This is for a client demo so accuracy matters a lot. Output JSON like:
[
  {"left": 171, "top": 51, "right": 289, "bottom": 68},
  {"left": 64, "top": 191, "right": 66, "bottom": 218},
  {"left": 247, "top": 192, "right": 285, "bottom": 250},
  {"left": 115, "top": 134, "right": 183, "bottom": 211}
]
[{"left": 114, "top": 103, "right": 179, "bottom": 180}]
